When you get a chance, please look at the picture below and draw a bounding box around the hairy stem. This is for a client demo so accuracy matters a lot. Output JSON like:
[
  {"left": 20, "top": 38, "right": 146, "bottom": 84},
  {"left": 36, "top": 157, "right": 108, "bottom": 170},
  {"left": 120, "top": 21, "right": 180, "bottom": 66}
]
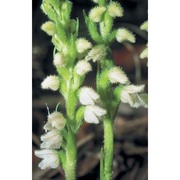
[
  {"left": 65, "top": 129, "right": 77, "bottom": 180},
  {"left": 103, "top": 116, "right": 114, "bottom": 180}
]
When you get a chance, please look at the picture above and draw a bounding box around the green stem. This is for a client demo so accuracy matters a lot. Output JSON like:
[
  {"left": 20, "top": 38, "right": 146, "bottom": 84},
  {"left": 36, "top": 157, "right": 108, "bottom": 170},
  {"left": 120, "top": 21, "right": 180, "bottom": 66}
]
[
  {"left": 65, "top": 129, "right": 77, "bottom": 180},
  {"left": 103, "top": 116, "right": 114, "bottom": 180},
  {"left": 64, "top": 71, "right": 77, "bottom": 180}
]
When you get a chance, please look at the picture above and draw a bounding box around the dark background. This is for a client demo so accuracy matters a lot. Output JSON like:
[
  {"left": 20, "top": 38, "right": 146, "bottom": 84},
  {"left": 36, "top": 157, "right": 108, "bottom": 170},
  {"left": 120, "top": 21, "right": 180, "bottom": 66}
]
[{"left": 33, "top": 0, "right": 148, "bottom": 179}]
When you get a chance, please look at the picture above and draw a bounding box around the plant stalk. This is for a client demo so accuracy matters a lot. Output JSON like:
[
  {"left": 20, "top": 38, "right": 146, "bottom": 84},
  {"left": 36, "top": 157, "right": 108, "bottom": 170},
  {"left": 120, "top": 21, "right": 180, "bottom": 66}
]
[{"left": 103, "top": 116, "right": 114, "bottom": 180}]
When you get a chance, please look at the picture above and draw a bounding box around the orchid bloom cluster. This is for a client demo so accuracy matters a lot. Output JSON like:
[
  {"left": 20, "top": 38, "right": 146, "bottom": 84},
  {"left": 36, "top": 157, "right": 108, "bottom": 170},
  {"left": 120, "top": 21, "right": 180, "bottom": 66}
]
[{"left": 35, "top": 0, "right": 148, "bottom": 179}]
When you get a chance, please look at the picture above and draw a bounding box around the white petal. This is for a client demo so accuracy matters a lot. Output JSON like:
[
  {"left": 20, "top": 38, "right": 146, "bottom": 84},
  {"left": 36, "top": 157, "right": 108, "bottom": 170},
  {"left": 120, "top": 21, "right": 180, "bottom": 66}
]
[
  {"left": 108, "top": 67, "right": 129, "bottom": 84},
  {"left": 76, "top": 38, "right": 92, "bottom": 53},
  {"left": 89, "top": 6, "right": 106, "bottom": 22},
  {"left": 48, "top": 112, "right": 65, "bottom": 130},
  {"left": 124, "top": 84, "right": 145, "bottom": 94},
  {"left": 84, "top": 105, "right": 106, "bottom": 124},
  {"left": 84, "top": 108, "right": 99, "bottom": 124},
  {"left": 79, "top": 87, "right": 100, "bottom": 105},
  {"left": 41, "top": 75, "right": 59, "bottom": 91},
  {"left": 75, "top": 60, "right": 92, "bottom": 76},
  {"left": 53, "top": 52, "right": 66, "bottom": 67},
  {"left": 120, "top": 90, "right": 133, "bottom": 107},
  {"left": 116, "top": 28, "right": 135, "bottom": 43}
]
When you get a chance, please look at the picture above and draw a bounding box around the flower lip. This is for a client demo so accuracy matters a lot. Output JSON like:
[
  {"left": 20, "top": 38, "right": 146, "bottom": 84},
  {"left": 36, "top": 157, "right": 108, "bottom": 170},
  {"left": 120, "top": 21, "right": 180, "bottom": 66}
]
[
  {"left": 79, "top": 87, "right": 100, "bottom": 105},
  {"left": 84, "top": 105, "right": 107, "bottom": 124}
]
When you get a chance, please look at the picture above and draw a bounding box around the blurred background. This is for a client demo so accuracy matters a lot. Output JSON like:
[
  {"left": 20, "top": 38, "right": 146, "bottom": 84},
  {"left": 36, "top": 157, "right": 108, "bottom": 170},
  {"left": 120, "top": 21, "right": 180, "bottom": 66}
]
[{"left": 33, "top": 0, "right": 148, "bottom": 179}]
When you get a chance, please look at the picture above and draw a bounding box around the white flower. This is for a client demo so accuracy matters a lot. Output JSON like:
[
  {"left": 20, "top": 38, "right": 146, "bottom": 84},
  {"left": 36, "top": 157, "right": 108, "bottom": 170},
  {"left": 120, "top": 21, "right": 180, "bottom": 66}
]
[
  {"left": 120, "top": 84, "right": 145, "bottom": 108},
  {"left": 75, "top": 60, "right": 92, "bottom": 76},
  {"left": 35, "top": 149, "right": 59, "bottom": 169},
  {"left": 79, "top": 87, "right": 100, "bottom": 105},
  {"left": 41, "top": 21, "right": 56, "bottom": 36},
  {"left": 85, "top": 45, "right": 106, "bottom": 62},
  {"left": 89, "top": 6, "right": 106, "bottom": 23},
  {"left": 40, "top": 130, "right": 62, "bottom": 149},
  {"left": 108, "top": 67, "right": 129, "bottom": 84},
  {"left": 92, "top": 0, "right": 98, "bottom": 3},
  {"left": 108, "top": 2, "right": 123, "bottom": 18},
  {"left": 84, "top": 105, "right": 107, "bottom": 124},
  {"left": 53, "top": 52, "right": 66, "bottom": 67},
  {"left": 41, "top": 75, "right": 59, "bottom": 91},
  {"left": 116, "top": 28, "right": 135, "bottom": 43},
  {"left": 44, "top": 112, "right": 65, "bottom": 132},
  {"left": 140, "top": 21, "right": 148, "bottom": 32},
  {"left": 76, "top": 38, "right": 92, "bottom": 53},
  {"left": 140, "top": 47, "right": 148, "bottom": 59}
]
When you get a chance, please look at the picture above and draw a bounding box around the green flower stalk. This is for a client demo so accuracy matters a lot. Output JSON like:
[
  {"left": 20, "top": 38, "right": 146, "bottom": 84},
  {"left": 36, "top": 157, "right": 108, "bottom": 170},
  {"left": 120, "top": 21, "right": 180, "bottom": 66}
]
[{"left": 84, "top": 0, "right": 148, "bottom": 179}]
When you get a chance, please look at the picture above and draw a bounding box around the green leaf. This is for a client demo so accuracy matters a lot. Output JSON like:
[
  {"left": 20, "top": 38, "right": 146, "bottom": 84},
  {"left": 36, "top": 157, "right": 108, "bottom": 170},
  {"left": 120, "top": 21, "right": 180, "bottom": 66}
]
[
  {"left": 59, "top": 150, "right": 66, "bottom": 170},
  {"left": 83, "top": 11, "right": 103, "bottom": 43},
  {"left": 41, "top": 3, "right": 56, "bottom": 21},
  {"left": 75, "top": 106, "right": 85, "bottom": 131},
  {"left": 107, "top": 29, "right": 117, "bottom": 43}
]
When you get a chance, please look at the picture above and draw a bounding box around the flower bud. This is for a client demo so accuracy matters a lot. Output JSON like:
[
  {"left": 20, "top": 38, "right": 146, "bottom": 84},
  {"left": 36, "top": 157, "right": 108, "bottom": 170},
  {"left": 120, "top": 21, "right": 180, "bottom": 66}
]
[
  {"left": 85, "top": 45, "right": 107, "bottom": 62},
  {"left": 41, "top": 21, "right": 56, "bottom": 36},
  {"left": 116, "top": 28, "right": 135, "bottom": 43},
  {"left": 108, "top": 2, "right": 123, "bottom": 18},
  {"left": 140, "top": 47, "right": 148, "bottom": 59},
  {"left": 76, "top": 38, "right": 92, "bottom": 53},
  {"left": 41, "top": 75, "right": 59, "bottom": 91},
  {"left": 84, "top": 105, "right": 107, "bottom": 124},
  {"left": 140, "top": 21, "right": 148, "bottom": 32},
  {"left": 79, "top": 87, "right": 100, "bottom": 105},
  {"left": 75, "top": 60, "right": 92, "bottom": 76},
  {"left": 108, "top": 67, "right": 129, "bottom": 84},
  {"left": 89, "top": 6, "right": 106, "bottom": 23},
  {"left": 35, "top": 149, "right": 59, "bottom": 169},
  {"left": 92, "top": 0, "right": 98, "bottom": 3},
  {"left": 53, "top": 52, "right": 66, "bottom": 67}
]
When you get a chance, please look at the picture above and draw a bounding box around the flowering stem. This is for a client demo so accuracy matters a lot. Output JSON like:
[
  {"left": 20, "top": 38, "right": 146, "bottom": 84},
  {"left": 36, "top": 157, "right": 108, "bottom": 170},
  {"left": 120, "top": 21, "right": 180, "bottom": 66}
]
[
  {"left": 103, "top": 116, "right": 114, "bottom": 180},
  {"left": 65, "top": 71, "right": 77, "bottom": 180},
  {"left": 65, "top": 128, "right": 77, "bottom": 180}
]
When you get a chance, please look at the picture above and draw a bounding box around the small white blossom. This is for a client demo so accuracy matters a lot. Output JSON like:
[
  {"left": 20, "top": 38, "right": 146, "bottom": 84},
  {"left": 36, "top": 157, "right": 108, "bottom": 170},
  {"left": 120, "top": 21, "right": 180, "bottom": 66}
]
[
  {"left": 40, "top": 130, "right": 62, "bottom": 149},
  {"left": 140, "top": 21, "right": 148, "bottom": 32},
  {"left": 79, "top": 87, "right": 100, "bottom": 105},
  {"left": 92, "top": 0, "right": 98, "bottom": 3},
  {"left": 44, "top": 112, "right": 65, "bottom": 132},
  {"left": 35, "top": 149, "right": 59, "bottom": 169},
  {"left": 76, "top": 38, "right": 92, "bottom": 53},
  {"left": 75, "top": 60, "right": 92, "bottom": 76},
  {"left": 84, "top": 105, "right": 107, "bottom": 124},
  {"left": 108, "top": 2, "right": 123, "bottom": 18},
  {"left": 41, "top": 75, "right": 59, "bottom": 91},
  {"left": 89, "top": 6, "right": 106, "bottom": 23},
  {"left": 85, "top": 45, "right": 106, "bottom": 62},
  {"left": 108, "top": 67, "right": 129, "bottom": 84},
  {"left": 140, "top": 47, "right": 148, "bottom": 59},
  {"left": 53, "top": 52, "right": 66, "bottom": 67},
  {"left": 116, "top": 28, "right": 135, "bottom": 43},
  {"left": 41, "top": 21, "right": 56, "bottom": 36},
  {"left": 120, "top": 84, "right": 145, "bottom": 108}
]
